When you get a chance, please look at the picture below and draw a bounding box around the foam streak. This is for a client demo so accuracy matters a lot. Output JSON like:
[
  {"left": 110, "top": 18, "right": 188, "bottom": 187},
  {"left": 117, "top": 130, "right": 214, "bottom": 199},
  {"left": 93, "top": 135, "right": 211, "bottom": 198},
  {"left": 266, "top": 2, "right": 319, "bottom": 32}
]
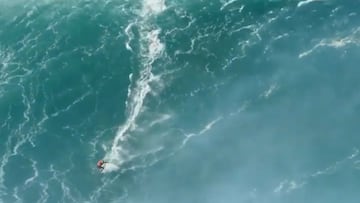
[{"left": 105, "top": 0, "right": 166, "bottom": 167}]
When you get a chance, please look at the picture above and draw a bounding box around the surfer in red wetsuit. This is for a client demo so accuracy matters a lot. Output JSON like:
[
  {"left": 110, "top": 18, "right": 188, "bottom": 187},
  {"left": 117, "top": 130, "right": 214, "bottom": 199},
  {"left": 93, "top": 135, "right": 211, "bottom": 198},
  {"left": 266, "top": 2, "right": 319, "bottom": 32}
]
[{"left": 97, "top": 160, "right": 106, "bottom": 170}]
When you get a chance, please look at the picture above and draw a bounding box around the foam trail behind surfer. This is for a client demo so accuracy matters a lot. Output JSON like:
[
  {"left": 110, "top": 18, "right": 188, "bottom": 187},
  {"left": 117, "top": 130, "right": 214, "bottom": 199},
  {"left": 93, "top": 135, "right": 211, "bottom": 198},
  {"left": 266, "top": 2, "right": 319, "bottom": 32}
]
[{"left": 102, "top": 0, "right": 166, "bottom": 171}]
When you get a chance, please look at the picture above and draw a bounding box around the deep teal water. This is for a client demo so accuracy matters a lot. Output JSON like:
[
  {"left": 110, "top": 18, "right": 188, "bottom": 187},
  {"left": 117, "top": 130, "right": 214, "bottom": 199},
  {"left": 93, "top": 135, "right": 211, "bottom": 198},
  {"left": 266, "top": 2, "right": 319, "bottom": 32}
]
[{"left": 1, "top": 0, "right": 360, "bottom": 202}]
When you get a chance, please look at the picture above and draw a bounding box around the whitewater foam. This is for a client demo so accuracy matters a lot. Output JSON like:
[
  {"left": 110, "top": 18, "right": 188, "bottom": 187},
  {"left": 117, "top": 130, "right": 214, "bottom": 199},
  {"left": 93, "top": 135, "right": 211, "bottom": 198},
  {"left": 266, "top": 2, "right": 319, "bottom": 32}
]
[
  {"left": 101, "top": 163, "right": 120, "bottom": 173},
  {"left": 105, "top": 0, "right": 166, "bottom": 168},
  {"left": 141, "top": 0, "right": 166, "bottom": 17},
  {"left": 125, "top": 22, "right": 136, "bottom": 52},
  {"left": 181, "top": 117, "right": 223, "bottom": 148},
  {"left": 148, "top": 114, "right": 172, "bottom": 127},
  {"left": 220, "top": 0, "right": 238, "bottom": 11},
  {"left": 297, "top": 0, "right": 322, "bottom": 8},
  {"left": 261, "top": 84, "right": 279, "bottom": 99},
  {"left": 24, "top": 159, "right": 38, "bottom": 185},
  {"left": 299, "top": 28, "right": 360, "bottom": 58},
  {"left": 273, "top": 148, "right": 360, "bottom": 194}
]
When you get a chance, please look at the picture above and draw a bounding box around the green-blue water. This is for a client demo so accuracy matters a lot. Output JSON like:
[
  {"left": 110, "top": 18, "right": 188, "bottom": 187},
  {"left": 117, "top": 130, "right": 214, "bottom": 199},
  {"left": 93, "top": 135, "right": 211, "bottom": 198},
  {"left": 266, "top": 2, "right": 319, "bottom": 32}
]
[{"left": 1, "top": 0, "right": 360, "bottom": 202}]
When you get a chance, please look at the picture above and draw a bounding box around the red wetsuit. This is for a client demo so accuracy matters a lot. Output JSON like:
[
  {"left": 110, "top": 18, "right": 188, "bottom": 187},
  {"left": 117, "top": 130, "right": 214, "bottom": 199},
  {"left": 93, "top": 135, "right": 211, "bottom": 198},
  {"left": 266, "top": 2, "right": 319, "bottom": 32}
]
[{"left": 97, "top": 160, "right": 105, "bottom": 169}]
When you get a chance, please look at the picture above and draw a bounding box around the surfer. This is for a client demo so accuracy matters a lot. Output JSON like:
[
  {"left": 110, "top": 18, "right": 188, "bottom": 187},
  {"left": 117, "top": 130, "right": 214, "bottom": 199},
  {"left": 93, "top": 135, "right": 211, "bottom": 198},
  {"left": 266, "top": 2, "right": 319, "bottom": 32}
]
[{"left": 97, "top": 160, "right": 107, "bottom": 170}]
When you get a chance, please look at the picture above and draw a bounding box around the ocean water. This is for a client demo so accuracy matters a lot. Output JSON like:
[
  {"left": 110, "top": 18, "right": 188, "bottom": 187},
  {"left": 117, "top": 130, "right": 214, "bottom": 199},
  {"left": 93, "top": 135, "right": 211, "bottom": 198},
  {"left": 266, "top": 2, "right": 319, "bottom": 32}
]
[{"left": 1, "top": 0, "right": 360, "bottom": 202}]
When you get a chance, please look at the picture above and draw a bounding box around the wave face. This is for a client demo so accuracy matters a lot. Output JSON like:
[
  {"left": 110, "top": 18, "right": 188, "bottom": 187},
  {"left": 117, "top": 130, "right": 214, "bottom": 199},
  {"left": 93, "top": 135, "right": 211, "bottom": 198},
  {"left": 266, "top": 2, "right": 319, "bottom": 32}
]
[{"left": 1, "top": 0, "right": 360, "bottom": 202}]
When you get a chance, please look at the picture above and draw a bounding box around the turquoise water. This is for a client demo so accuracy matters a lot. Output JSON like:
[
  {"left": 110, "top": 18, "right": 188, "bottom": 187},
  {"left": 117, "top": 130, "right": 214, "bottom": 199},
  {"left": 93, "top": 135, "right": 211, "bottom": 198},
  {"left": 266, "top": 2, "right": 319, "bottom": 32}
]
[{"left": 1, "top": 0, "right": 360, "bottom": 202}]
